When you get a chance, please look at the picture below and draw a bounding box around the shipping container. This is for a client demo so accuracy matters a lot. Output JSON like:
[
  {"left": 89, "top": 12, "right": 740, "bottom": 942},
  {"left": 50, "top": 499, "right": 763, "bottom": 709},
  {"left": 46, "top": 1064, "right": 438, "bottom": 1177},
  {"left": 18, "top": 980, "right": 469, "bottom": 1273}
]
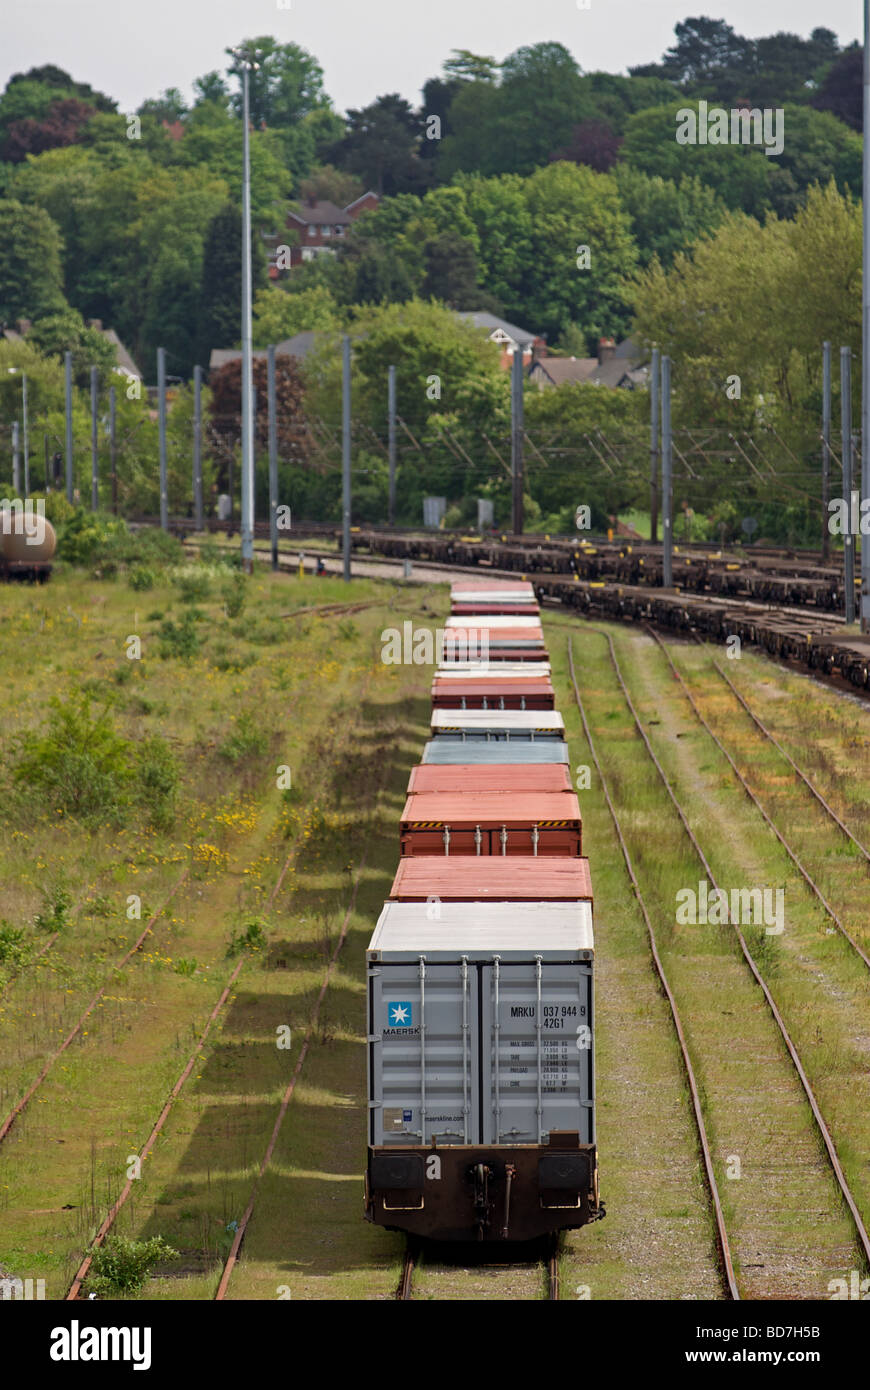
[
  {"left": 365, "top": 903, "right": 597, "bottom": 1241},
  {"left": 431, "top": 709, "right": 565, "bottom": 741},
  {"left": 446, "top": 615, "right": 543, "bottom": 630},
  {"left": 421, "top": 738, "right": 570, "bottom": 765},
  {"left": 430, "top": 677, "right": 554, "bottom": 710},
  {"left": 435, "top": 661, "right": 551, "bottom": 678},
  {"left": 450, "top": 580, "right": 535, "bottom": 594},
  {"left": 389, "top": 855, "right": 593, "bottom": 901},
  {"left": 451, "top": 601, "right": 540, "bottom": 616},
  {"left": 407, "top": 763, "right": 572, "bottom": 794},
  {"left": 400, "top": 789, "right": 582, "bottom": 856}
]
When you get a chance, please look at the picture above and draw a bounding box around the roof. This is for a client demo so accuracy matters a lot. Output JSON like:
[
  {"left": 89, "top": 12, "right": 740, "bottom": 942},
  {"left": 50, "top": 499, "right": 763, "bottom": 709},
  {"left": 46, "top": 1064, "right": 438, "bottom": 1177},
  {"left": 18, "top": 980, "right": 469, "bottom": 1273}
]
[
  {"left": 369, "top": 901, "right": 594, "bottom": 955},
  {"left": 436, "top": 663, "right": 551, "bottom": 677},
  {"left": 208, "top": 331, "right": 320, "bottom": 372},
  {"left": 102, "top": 327, "right": 142, "bottom": 379},
  {"left": 529, "top": 357, "right": 597, "bottom": 387},
  {"left": 408, "top": 764, "right": 572, "bottom": 794},
  {"left": 421, "top": 739, "right": 569, "bottom": 764},
  {"left": 401, "top": 790, "right": 581, "bottom": 825},
  {"left": 431, "top": 678, "right": 553, "bottom": 694},
  {"left": 457, "top": 311, "right": 537, "bottom": 347},
  {"left": 286, "top": 200, "right": 350, "bottom": 226},
  {"left": 389, "top": 856, "right": 593, "bottom": 901},
  {"left": 431, "top": 709, "right": 565, "bottom": 732},
  {"left": 446, "top": 615, "right": 542, "bottom": 629}
]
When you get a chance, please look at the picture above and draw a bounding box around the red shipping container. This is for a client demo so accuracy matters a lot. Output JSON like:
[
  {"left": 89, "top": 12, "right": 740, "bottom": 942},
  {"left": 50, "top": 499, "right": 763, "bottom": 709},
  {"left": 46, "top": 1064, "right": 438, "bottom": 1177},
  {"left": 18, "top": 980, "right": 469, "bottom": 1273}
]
[
  {"left": 430, "top": 677, "right": 554, "bottom": 710},
  {"left": 407, "top": 763, "right": 573, "bottom": 794},
  {"left": 390, "top": 855, "right": 593, "bottom": 901},
  {"left": 400, "top": 790, "right": 582, "bottom": 857}
]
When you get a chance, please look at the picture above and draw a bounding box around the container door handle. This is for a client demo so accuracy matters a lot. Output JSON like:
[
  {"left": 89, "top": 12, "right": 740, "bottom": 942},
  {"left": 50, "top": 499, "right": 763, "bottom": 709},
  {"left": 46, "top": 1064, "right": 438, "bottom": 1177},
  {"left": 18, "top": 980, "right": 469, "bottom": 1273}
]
[
  {"left": 474, "top": 825, "right": 482, "bottom": 856},
  {"left": 500, "top": 825, "right": 508, "bottom": 855},
  {"left": 443, "top": 825, "right": 451, "bottom": 856}
]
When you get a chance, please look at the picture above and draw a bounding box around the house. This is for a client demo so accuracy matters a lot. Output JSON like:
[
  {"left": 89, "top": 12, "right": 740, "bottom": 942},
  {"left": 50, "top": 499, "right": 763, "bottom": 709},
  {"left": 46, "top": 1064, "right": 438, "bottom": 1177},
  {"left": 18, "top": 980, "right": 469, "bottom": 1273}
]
[
  {"left": 208, "top": 330, "right": 321, "bottom": 373},
  {"left": 262, "top": 191, "right": 380, "bottom": 276},
  {"left": 529, "top": 336, "right": 649, "bottom": 390},
  {"left": 2, "top": 317, "right": 142, "bottom": 381},
  {"left": 456, "top": 312, "right": 547, "bottom": 370}
]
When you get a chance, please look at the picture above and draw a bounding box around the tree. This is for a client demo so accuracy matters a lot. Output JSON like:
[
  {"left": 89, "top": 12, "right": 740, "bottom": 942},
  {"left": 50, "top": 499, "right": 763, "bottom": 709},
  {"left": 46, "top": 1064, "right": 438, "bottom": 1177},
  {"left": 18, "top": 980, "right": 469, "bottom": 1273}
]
[
  {"left": 420, "top": 231, "right": 480, "bottom": 307},
  {"left": 329, "top": 95, "right": 428, "bottom": 195},
  {"left": 0, "top": 198, "right": 68, "bottom": 322},
  {"left": 137, "top": 88, "right": 188, "bottom": 124},
  {"left": 28, "top": 309, "right": 117, "bottom": 386},
  {"left": 613, "top": 165, "right": 725, "bottom": 267},
  {"left": 193, "top": 72, "right": 230, "bottom": 109},
  {"left": 208, "top": 352, "right": 310, "bottom": 462},
  {"left": 252, "top": 284, "right": 339, "bottom": 346},
  {"left": 812, "top": 45, "right": 862, "bottom": 130},
  {"left": 225, "top": 38, "right": 331, "bottom": 126},
  {"left": 2, "top": 97, "right": 95, "bottom": 162},
  {"left": 298, "top": 164, "right": 363, "bottom": 206},
  {"left": 197, "top": 203, "right": 266, "bottom": 360},
  {"left": 551, "top": 120, "right": 622, "bottom": 173},
  {"left": 620, "top": 103, "right": 774, "bottom": 216}
]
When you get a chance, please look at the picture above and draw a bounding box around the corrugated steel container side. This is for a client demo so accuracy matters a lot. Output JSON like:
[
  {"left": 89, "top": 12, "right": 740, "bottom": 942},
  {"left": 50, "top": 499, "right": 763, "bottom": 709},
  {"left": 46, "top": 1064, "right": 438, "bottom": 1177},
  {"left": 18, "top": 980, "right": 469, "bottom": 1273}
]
[
  {"left": 407, "top": 763, "right": 572, "bottom": 794},
  {"left": 389, "top": 855, "right": 593, "bottom": 900}
]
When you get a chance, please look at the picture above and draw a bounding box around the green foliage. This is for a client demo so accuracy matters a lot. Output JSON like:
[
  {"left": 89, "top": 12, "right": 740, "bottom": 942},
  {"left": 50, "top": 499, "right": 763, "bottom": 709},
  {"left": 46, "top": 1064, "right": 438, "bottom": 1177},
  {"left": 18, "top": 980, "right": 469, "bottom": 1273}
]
[
  {"left": 0, "top": 197, "right": 68, "bottom": 321},
  {"left": 220, "top": 570, "right": 246, "bottom": 618},
  {"left": 55, "top": 509, "right": 128, "bottom": 566},
  {"left": 218, "top": 712, "right": 268, "bottom": 763},
  {"left": 87, "top": 1235, "right": 179, "bottom": 1295},
  {"left": 12, "top": 693, "right": 132, "bottom": 825},
  {"left": 173, "top": 957, "right": 198, "bottom": 976},
  {"left": 173, "top": 567, "right": 212, "bottom": 602},
  {"left": 137, "top": 736, "right": 179, "bottom": 830},
  {"left": 34, "top": 885, "right": 73, "bottom": 932},
  {"left": 128, "top": 565, "right": 156, "bottom": 591},
  {"left": 0, "top": 922, "right": 28, "bottom": 966},
  {"left": 157, "top": 611, "right": 202, "bottom": 661},
  {"left": 226, "top": 917, "right": 268, "bottom": 957}
]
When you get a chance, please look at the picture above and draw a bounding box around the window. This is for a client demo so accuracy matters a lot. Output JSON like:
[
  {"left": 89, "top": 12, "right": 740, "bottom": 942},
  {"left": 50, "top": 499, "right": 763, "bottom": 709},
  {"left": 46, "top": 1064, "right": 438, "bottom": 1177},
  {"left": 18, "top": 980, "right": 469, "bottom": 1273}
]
[
  {"left": 307, "top": 224, "right": 317, "bottom": 238},
  {"left": 321, "top": 224, "right": 331, "bottom": 237}
]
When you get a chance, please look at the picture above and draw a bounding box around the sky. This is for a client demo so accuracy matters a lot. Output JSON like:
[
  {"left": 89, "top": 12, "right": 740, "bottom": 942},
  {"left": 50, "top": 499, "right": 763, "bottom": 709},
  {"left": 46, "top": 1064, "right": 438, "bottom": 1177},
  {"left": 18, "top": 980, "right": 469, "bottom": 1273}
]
[{"left": 3, "top": 0, "right": 864, "bottom": 115}]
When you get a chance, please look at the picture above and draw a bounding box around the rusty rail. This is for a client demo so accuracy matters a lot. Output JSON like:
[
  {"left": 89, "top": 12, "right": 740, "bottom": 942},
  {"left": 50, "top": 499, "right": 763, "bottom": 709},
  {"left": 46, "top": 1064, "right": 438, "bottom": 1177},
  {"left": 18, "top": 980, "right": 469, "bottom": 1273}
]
[{"left": 567, "top": 637, "right": 739, "bottom": 1301}]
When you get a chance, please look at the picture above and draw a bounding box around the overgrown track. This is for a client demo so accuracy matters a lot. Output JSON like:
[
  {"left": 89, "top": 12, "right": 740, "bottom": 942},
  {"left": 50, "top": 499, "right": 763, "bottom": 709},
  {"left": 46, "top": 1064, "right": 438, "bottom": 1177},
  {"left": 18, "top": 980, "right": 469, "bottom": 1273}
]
[
  {"left": 0, "top": 872, "right": 189, "bottom": 1149},
  {"left": 648, "top": 628, "right": 870, "bottom": 975},
  {"left": 397, "top": 1236, "right": 561, "bottom": 1301},
  {"left": 567, "top": 636, "right": 739, "bottom": 1300},
  {"left": 595, "top": 625, "right": 870, "bottom": 1273}
]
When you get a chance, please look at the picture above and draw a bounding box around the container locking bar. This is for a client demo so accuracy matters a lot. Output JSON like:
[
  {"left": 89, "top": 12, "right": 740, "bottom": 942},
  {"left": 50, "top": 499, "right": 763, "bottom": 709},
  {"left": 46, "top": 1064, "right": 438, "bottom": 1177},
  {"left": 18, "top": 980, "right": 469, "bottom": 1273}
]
[{"left": 442, "top": 825, "right": 451, "bottom": 856}]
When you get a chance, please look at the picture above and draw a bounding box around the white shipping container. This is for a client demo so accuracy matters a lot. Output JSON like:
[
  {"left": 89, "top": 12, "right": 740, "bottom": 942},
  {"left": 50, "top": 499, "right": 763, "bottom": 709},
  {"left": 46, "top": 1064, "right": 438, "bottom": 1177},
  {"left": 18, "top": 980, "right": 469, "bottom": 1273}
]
[{"left": 367, "top": 902, "right": 594, "bottom": 1149}]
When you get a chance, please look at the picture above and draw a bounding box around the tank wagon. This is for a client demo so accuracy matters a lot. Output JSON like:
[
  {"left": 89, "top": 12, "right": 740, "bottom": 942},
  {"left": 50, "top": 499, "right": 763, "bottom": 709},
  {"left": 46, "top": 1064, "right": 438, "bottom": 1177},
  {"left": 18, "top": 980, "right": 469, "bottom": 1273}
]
[
  {"left": 0, "top": 509, "right": 56, "bottom": 582},
  {"left": 364, "top": 580, "right": 602, "bottom": 1243}
]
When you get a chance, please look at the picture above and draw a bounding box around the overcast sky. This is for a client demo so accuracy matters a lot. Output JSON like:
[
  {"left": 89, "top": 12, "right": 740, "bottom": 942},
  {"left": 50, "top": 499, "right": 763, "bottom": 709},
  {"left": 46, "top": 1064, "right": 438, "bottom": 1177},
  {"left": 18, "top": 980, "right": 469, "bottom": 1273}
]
[{"left": 3, "top": 0, "right": 864, "bottom": 115}]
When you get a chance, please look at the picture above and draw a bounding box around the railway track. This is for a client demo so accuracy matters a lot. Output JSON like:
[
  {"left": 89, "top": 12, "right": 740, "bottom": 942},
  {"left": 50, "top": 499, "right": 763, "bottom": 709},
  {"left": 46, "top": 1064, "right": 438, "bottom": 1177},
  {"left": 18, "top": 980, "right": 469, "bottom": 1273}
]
[
  {"left": 397, "top": 1235, "right": 561, "bottom": 1300},
  {"left": 585, "top": 623, "right": 870, "bottom": 1281},
  {"left": 648, "top": 629, "right": 870, "bottom": 975},
  {"left": 567, "top": 637, "right": 740, "bottom": 1301},
  {"left": 0, "top": 871, "right": 189, "bottom": 1148}
]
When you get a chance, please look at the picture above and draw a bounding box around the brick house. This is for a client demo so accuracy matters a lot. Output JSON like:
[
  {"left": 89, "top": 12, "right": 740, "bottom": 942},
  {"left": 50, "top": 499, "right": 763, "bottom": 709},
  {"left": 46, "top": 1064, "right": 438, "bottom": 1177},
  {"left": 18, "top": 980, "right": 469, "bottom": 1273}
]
[{"left": 263, "top": 191, "right": 380, "bottom": 276}]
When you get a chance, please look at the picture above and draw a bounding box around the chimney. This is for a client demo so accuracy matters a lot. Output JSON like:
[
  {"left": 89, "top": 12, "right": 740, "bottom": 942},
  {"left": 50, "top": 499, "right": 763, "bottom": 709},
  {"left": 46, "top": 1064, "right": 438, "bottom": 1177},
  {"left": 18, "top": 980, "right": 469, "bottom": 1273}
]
[
  {"left": 16, "top": 318, "right": 31, "bottom": 335},
  {"left": 598, "top": 337, "right": 616, "bottom": 363},
  {"left": 88, "top": 318, "right": 103, "bottom": 332}
]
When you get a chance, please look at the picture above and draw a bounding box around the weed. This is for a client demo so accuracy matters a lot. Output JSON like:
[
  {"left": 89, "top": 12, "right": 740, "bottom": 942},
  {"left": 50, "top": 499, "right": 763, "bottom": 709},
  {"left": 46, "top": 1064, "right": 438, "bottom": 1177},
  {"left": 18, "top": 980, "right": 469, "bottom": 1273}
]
[
  {"left": 173, "top": 957, "right": 198, "bottom": 977},
  {"left": 219, "top": 712, "right": 267, "bottom": 763},
  {"left": 34, "top": 885, "right": 73, "bottom": 932},
  {"left": 12, "top": 693, "right": 132, "bottom": 825},
  {"left": 137, "top": 736, "right": 179, "bottom": 830},
  {"left": 221, "top": 571, "right": 246, "bottom": 619},
  {"left": 175, "top": 569, "right": 212, "bottom": 603},
  {"left": 226, "top": 917, "right": 268, "bottom": 957},
  {"left": 128, "top": 566, "right": 156, "bottom": 591},
  {"left": 0, "top": 921, "right": 27, "bottom": 966},
  {"left": 158, "top": 611, "right": 201, "bottom": 661},
  {"left": 86, "top": 1235, "right": 179, "bottom": 1295}
]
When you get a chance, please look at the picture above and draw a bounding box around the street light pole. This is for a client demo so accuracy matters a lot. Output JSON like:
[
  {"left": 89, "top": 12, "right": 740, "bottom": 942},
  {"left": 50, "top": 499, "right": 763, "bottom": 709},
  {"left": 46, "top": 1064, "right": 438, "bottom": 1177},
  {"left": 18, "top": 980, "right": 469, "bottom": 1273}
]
[{"left": 233, "top": 45, "right": 260, "bottom": 575}]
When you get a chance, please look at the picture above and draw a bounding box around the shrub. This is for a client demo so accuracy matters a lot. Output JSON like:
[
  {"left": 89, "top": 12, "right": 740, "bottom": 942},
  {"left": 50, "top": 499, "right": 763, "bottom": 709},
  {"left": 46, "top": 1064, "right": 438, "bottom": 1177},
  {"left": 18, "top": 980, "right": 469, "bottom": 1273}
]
[
  {"left": 87, "top": 1235, "right": 179, "bottom": 1295},
  {"left": 226, "top": 917, "right": 268, "bottom": 956},
  {"left": 136, "top": 736, "right": 179, "bottom": 830},
  {"left": 0, "top": 921, "right": 27, "bottom": 966},
  {"left": 55, "top": 509, "right": 128, "bottom": 566},
  {"left": 221, "top": 570, "right": 246, "bottom": 618},
  {"left": 158, "top": 611, "right": 201, "bottom": 661},
  {"left": 34, "top": 885, "right": 73, "bottom": 932},
  {"left": 173, "top": 957, "right": 198, "bottom": 977},
  {"left": 12, "top": 693, "right": 132, "bottom": 824},
  {"left": 128, "top": 565, "right": 156, "bottom": 591},
  {"left": 174, "top": 568, "right": 212, "bottom": 602},
  {"left": 218, "top": 712, "right": 267, "bottom": 763}
]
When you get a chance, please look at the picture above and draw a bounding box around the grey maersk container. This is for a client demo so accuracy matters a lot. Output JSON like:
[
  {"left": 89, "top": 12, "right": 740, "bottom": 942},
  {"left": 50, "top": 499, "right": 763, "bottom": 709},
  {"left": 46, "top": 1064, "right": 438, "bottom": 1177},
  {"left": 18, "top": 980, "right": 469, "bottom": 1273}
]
[
  {"left": 421, "top": 738, "right": 570, "bottom": 765},
  {"left": 367, "top": 903, "right": 594, "bottom": 1149}
]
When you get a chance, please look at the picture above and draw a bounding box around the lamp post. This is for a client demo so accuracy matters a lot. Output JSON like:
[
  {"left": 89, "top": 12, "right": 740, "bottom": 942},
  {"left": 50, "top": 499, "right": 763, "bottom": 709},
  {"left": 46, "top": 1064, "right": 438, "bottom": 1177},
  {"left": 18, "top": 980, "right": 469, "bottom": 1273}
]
[{"left": 231, "top": 43, "right": 262, "bottom": 575}]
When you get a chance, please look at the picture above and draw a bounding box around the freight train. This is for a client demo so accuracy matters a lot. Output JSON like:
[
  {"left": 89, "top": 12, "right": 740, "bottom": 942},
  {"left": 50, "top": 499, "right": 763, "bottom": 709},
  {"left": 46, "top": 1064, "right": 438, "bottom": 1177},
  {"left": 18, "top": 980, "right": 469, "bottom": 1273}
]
[{"left": 365, "top": 581, "right": 604, "bottom": 1242}]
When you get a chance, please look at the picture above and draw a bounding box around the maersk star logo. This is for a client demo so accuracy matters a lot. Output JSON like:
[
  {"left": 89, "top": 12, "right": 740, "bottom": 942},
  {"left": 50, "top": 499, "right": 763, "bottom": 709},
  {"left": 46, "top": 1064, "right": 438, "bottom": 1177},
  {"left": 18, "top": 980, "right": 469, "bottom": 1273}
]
[{"left": 388, "top": 1002, "right": 412, "bottom": 1026}]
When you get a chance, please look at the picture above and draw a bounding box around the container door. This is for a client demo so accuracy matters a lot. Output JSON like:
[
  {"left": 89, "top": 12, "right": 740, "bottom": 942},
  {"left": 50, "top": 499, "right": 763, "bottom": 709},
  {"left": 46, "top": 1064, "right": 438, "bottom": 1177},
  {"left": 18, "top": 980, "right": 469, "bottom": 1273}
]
[
  {"left": 369, "top": 959, "right": 478, "bottom": 1146},
  {"left": 480, "top": 959, "right": 593, "bottom": 1145},
  {"left": 402, "top": 828, "right": 480, "bottom": 856}
]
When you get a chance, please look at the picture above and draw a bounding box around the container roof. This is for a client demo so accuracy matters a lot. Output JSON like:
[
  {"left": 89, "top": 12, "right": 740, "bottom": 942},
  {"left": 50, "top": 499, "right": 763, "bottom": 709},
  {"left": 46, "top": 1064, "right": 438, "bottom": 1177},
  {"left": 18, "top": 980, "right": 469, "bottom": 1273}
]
[
  {"left": 421, "top": 740, "right": 570, "bottom": 764},
  {"left": 369, "top": 901, "right": 594, "bottom": 955},
  {"left": 451, "top": 580, "right": 535, "bottom": 594},
  {"left": 390, "top": 855, "right": 593, "bottom": 901},
  {"left": 431, "top": 678, "right": 553, "bottom": 695},
  {"left": 436, "top": 662, "right": 551, "bottom": 677},
  {"left": 446, "top": 615, "right": 542, "bottom": 629},
  {"left": 402, "top": 790, "right": 581, "bottom": 825},
  {"left": 432, "top": 710, "right": 564, "bottom": 731},
  {"left": 408, "top": 764, "right": 572, "bottom": 794}
]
